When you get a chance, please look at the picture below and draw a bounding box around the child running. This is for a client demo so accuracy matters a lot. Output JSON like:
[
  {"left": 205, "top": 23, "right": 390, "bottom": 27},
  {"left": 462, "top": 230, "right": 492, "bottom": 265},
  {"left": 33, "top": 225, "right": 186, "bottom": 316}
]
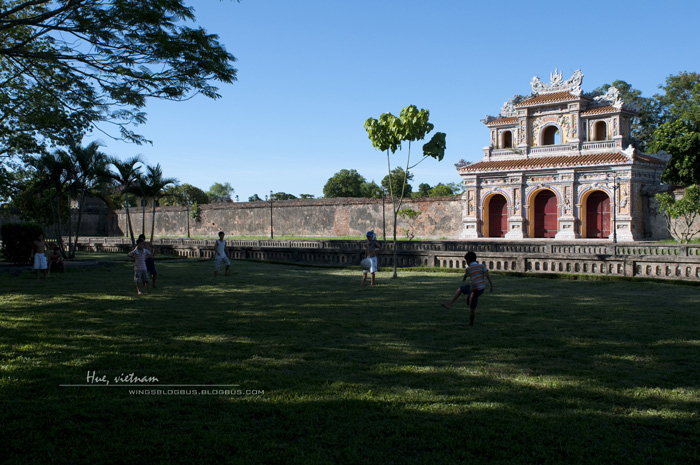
[
  {"left": 441, "top": 251, "right": 494, "bottom": 326},
  {"left": 128, "top": 238, "right": 151, "bottom": 295}
]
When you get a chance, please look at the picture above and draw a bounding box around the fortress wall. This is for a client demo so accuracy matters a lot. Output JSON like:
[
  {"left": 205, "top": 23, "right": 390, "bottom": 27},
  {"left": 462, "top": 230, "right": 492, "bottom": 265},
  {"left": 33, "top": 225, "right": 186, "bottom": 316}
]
[
  {"left": 3, "top": 192, "right": 696, "bottom": 242},
  {"left": 116, "top": 196, "right": 464, "bottom": 240}
]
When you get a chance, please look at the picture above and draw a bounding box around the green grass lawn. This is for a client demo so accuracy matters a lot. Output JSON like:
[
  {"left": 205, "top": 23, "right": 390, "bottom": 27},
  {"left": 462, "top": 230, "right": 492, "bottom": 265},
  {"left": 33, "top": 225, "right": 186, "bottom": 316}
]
[{"left": 1, "top": 258, "right": 699, "bottom": 464}]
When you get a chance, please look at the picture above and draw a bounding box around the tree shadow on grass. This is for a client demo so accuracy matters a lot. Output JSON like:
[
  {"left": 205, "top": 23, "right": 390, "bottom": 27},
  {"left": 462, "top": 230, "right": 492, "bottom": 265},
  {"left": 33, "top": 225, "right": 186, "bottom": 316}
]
[
  {"left": 1, "top": 387, "right": 698, "bottom": 465},
  {"left": 1, "top": 262, "right": 699, "bottom": 464}
]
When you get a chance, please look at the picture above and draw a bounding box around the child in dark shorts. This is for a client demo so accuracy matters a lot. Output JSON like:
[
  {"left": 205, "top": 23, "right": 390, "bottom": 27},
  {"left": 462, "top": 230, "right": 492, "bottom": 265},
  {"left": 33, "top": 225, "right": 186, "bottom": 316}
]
[{"left": 441, "top": 251, "right": 494, "bottom": 326}]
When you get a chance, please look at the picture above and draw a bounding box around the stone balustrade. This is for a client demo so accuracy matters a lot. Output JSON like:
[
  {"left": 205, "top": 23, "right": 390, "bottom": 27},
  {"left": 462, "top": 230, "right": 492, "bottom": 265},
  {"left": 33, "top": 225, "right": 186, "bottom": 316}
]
[
  {"left": 71, "top": 237, "right": 700, "bottom": 282},
  {"left": 527, "top": 144, "right": 577, "bottom": 155},
  {"left": 581, "top": 140, "right": 618, "bottom": 151}
]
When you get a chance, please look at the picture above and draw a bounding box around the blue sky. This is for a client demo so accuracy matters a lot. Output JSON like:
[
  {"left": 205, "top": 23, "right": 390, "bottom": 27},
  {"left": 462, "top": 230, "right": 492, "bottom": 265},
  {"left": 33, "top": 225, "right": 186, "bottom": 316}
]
[{"left": 95, "top": 0, "right": 700, "bottom": 201}]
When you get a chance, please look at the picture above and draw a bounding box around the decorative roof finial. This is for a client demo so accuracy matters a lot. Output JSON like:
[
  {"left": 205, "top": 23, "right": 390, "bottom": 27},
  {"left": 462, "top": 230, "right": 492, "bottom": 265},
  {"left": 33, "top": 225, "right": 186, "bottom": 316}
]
[{"left": 531, "top": 69, "right": 583, "bottom": 95}]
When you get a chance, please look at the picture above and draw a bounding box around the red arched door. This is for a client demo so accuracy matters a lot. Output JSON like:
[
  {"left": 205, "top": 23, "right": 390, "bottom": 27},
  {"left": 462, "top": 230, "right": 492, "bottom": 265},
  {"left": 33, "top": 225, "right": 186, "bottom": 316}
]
[
  {"left": 534, "top": 191, "right": 557, "bottom": 238},
  {"left": 488, "top": 195, "right": 508, "bottom": 237},
  {"left": 586, "top": 191, "right": 611, "bottom": 238}
]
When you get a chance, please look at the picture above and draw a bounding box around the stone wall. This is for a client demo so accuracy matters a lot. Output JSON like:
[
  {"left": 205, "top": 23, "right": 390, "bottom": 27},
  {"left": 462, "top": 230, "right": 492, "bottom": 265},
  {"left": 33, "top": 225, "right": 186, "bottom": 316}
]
[
  {"left": 116, "top": 194, "right": 683, "bottom": 241},
  {"left": 116, "top": 196, "right": 464, "bottom": 240},
  {"left": 3, "top": 191, "right": 697, "bottom": 242}
]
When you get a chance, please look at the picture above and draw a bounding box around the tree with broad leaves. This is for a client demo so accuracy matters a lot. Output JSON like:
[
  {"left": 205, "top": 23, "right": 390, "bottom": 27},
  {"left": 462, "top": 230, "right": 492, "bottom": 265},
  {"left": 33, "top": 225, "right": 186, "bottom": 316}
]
[
  {"left": 650, "top": 72, "right": 700, "bottom": 186},
  {"left": 593, "top": 80, "right": 661, "bottom": 152},
  {"left": 655, "top": 185, "right": 700, "bottom": 244},
  {"left": 650, "top": 120, "right": 700, "bottom": 187},
  {"left": 0, "top": 0, "right": 238, "bottom": 194},
  {"left": 271, "top": 192, "right": 297, "bottom": 200},
  {"left": 381, "top": 167, "right": 413, "bottom": 198},
  {"left": 429, "top": 182, "right": 463, "bottom": 197},
  {"left": 207, "top": 182, "right": 235, "bottom": 203},
  {"left": 162, "top": 184, "right": 209, "bottom": 207},
  {"left": 365, "top": 105, "right": 446, "bottom": 278},
  {"left": 655, "top": 72, "right": 700, "bottom": 125},
  {"left": 323, "top": 169, "right": 365, "bottom": 198},
  {"left": 414, "top": 183, "right": 431, "bottom": 198},
  {"left": 397, "top": 208, "right": 421, "bottom": 241},
  {"left": 360, "top": 181, "right": 382, "bottom": 199},
  {"left": 161, "top": 183, "right": 209, "bottom": 238}
]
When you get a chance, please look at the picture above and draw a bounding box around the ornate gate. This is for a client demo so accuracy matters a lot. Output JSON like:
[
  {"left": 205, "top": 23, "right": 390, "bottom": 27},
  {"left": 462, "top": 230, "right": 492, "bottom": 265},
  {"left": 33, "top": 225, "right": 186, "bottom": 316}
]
[
  {"left": 586, "top": 191, "right": 611, "bottom": 238},
  {"left": 488, "top": 195, "right": 508, "bottom": 237},
  {"left": 534, "top": 191, "right": 557, "bottom": 238}
]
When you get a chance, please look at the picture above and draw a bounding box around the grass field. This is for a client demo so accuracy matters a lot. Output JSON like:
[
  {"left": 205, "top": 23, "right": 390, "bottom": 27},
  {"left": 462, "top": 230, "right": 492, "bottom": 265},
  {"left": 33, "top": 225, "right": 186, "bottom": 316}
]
[{"left": 1, "top": 257, "right": 699, "bottom": 464}]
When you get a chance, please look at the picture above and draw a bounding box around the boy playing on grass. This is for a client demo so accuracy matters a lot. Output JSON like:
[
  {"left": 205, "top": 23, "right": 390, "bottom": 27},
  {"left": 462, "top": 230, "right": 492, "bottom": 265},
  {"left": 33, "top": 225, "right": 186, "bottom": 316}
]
[
  {"left": 128, "top": 238, "right": 151, "bottom": 295},
  {"left": 214, "top": 231, "right": 230, "bottom": 277},
  {"left": 441, "top": 251, "right": 494, "bottom": 326},
  {"left": 361, "top": 230, "right": 381, "bottom": 287}
]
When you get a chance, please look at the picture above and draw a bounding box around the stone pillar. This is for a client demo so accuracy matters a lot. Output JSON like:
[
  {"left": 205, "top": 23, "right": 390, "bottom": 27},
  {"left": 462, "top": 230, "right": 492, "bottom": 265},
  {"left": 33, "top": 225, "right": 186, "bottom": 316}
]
[
  {"left": 568, "top": 103, "right": 581, "bottom": 147},
  {"left": 555, "top": 172, "right": 579, "bottom": 240},
  {"left": 461, "top": 177, "right": 481, "bottom": 239},
  {"left": 505, "top": 174, "right": 525, "bottom": 239},
  {"left": 614, "top": 176, "right": 635, "bottom": 241},
  {"left": 517, "top": 109, "right": 528, "bottom": 149}
]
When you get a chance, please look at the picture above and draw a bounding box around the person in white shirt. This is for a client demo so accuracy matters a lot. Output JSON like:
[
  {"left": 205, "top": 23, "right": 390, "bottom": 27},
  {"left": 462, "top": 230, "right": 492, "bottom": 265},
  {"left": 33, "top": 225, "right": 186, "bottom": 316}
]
[
  {"left": 214, "top": 231, "right": 231, "bottom": 277},
  {"left": 128, "top": 238, "right": 151, "bottom": 295}
]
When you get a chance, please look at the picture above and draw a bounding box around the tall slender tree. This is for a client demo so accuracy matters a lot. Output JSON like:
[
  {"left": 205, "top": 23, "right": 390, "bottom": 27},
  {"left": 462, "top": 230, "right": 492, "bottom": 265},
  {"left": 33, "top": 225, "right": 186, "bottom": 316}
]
[
  {"left": 365, "top": 105, "right": 446, "bottom": 278},
  {"left": 133, "top": 174, "right": 148, "bottom": 237},
  {"left": 64, "top": 140, "right": 111, "bottom": 258},
  {"left": 108, "top": 155, "right": 144, "bottom": 246},
  {"left": 141, "top": 164, "right": 178, "bottom": 241}
]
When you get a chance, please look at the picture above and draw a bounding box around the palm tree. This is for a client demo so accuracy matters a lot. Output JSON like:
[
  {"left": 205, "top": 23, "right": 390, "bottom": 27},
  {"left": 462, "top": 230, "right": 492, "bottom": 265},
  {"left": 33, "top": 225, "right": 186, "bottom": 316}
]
[
  {"left": 108, "top": 155, "right": 143, "bottom": 246},
  {"left": 26, "top": 151, "right": 73, "bottom": 255},
  {"left": 65, "top": 140, "right": 111, "bottom": 258},
  {"left": 141, "top": 163, "right": 178, "bottom": 241},
  {"left": 131, "top": 173, "right": 148, "bottom": 236}
]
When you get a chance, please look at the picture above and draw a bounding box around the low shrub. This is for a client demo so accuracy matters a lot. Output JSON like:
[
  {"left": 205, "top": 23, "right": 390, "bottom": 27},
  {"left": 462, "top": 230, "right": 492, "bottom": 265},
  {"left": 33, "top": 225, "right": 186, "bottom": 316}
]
[{"left": 1, "top": 223, "right": 44, "bottom": 264}]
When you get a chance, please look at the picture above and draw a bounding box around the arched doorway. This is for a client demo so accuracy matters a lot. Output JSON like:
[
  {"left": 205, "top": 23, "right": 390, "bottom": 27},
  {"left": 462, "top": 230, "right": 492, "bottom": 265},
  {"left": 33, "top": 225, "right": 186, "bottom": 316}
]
[
  {"left": 534, "top": 190, "right": 557, "bottom": 238},
  {"left": 502, "top": 131, "right": 513, "bottom": 148},
  {"left": 586, "top": 191, "right": 611, "bottom": 238},
  {"left": 542, "top": 126, "right": 560, "bottom": 145},
  {"left": 488, "top": 195, "right": 508, "bottom": 237},
  {"left": 594, "top": 121, "right": 607, "bottom": 141}
]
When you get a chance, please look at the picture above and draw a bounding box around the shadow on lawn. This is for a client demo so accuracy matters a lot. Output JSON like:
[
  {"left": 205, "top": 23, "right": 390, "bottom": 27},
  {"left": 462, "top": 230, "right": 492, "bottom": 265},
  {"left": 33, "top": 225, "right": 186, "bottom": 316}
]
[
  {"left": 1, "top": 382, "right": 697, "bottom": 464},
  {"left": 1, "top": 261, "right": 699, "bottom": 464}
]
